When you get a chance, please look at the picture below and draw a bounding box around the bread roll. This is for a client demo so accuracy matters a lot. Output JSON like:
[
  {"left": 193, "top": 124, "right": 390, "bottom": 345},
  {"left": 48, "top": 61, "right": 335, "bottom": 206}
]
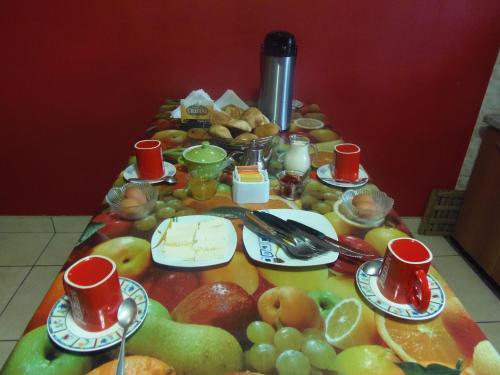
[
  {"left": 222, "top": 104, "right": 244, "bottom": 119},
  {"left": 254, "top": 123, "right": 280, "bottom": 138},
  {"left": 209, "top": 125, "right": 232, "bottom": 139},
  {"left": 225, "top": 119, "right": 252, "bottom": 132},
  {"left": 210, "top": 110, "right": 232, "bottom": 126},
  {"left": 234, "top": 133, "right": 258, "bottom": 142},
  {"left": 241, "top": 107, "right": 270, "bottom": 129},
  {"left": 187, "top": 128, "right": 211, "bottom": 140}
]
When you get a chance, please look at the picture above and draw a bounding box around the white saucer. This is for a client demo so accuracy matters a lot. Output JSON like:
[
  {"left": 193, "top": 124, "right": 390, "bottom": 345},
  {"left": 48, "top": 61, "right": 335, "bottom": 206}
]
[
  {"left": 356, "top": 264, "right": 445, "bottom": 321},
  {"left": 47, "top": 278, "right": 148, "bottom": 352},
  {"left": 317, "top": 164, "right": 368, "bottom": 188},
  {"left": 123, "top": 161, "right": 176, "bottom": 183}
]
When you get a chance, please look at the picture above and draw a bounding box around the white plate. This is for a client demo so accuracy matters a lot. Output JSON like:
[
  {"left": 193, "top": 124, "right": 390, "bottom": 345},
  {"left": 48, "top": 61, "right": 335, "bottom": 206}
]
[
  {"left": 317, "top": 164, "right": 369, "bottom": 188},
  {"left": 356, "top": 264, "right": 445, "bottom": 321},
  {"left": 47, "top": 278, "right": 148, "bottom": 352},
  {"left": 242, "top": 209, "right": 339, "bottom": 267},
  {"left": 151, "top": 215, "right": 237, "bottom": 268},
  {"left": 123, "top": 161, "right": 176, "bottom": 183}
]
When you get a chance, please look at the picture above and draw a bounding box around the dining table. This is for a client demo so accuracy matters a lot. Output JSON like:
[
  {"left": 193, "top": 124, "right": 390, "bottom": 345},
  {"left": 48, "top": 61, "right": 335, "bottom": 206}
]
[{"left": 1, "top": 99, "right": 499, "bottom": 375}]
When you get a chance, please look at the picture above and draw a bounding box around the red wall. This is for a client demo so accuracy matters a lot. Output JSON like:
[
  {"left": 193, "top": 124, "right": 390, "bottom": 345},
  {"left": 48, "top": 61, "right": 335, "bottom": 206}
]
[{"left": 1, "top": 1, "right": 499, "bottom": 215}]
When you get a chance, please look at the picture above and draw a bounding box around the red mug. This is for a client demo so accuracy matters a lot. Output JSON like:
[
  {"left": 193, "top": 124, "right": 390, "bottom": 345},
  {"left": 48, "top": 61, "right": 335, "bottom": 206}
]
[
  {"left": 63, "top": 255, "right": 123, "bottom": 332},
  {"left": 334, "top": 143, "right": 361, "bottom": 181},
  {"left": 377, "top": 238, "right": 433, "bottom": 311},
  {"left": 134, "top": 139, "right": 164, "bottom": 179}
]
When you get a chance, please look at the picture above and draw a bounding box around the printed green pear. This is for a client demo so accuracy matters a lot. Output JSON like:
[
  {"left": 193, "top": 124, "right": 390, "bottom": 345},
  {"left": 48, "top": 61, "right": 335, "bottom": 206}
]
[{"left": 127, "top": 299, "right": 243, "bottom": 375}]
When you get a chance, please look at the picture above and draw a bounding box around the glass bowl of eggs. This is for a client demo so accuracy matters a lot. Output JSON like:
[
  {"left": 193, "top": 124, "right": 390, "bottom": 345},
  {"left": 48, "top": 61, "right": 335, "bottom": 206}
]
[
  {"left": 106, "top": 183, "right": 158, "bottom": 220},
  {"left": 340, "top": 189, "right": 394, "bottom": 225}
]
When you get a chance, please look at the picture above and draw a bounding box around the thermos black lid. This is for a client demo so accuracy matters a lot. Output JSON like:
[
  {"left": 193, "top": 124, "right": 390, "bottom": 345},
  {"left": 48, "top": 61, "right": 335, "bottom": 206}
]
[{"left": 262, "top": 31, "right": 297, "bottom": 57}]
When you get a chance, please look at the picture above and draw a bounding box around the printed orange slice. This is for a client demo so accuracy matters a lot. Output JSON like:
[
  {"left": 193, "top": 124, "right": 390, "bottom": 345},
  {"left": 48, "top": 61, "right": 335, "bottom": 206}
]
[{"left": 376, "top": 314, "right": 464, "bottom": 367}]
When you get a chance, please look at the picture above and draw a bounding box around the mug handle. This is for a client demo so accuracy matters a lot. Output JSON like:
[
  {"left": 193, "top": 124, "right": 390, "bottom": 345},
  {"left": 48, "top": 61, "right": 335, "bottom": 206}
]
[
  {"left": 410, "top": 269, "right": 430, "bottom": 312},
  {"left": 62, "top": 278, "right": 70, "bottom": 296},
  {"left": 309, "top": 143, "right": 318, "bottom": 163}
]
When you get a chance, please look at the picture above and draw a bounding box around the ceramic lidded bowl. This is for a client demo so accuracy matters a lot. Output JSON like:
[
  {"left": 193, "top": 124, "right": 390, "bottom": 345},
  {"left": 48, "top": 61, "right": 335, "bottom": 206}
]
[{"left": 180, "top": 141, "right": 231, "bottom": 177}]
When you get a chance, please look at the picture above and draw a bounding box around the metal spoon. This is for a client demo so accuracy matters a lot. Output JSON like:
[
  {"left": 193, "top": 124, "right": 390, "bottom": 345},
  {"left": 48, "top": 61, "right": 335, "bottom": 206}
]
[
  {"left": 127, "top": 175, "right": 177, "bottom": 184},
  {"left": 116, "top": 298, "right": 137, "bottom": 375},
  {"left": 361, "top": 258, "right": 383, "bottom": 276},
  {"left": 322, "top": 177, "right": 369, "bottom": 184}
]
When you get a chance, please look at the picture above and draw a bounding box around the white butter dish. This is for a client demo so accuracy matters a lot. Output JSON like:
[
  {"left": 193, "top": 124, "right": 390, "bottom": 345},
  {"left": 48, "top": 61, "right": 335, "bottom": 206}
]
[{"left": 232, "top": 169, "right": 270, "bottom": 204}]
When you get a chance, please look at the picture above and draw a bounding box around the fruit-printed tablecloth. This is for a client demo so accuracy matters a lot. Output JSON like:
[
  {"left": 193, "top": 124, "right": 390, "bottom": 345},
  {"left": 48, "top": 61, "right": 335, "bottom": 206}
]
[{"left": 2, "top": 101, "right": 499, "bottom": 375}]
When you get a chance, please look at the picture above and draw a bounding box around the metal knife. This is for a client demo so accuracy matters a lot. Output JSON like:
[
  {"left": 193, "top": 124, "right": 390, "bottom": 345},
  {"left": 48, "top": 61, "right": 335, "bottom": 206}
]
[
  {"left": 286, "top": 219, "right": 378, "bottom": 261},
  {"left": 252, "top": 211, "right": 292, "bottom": 235},
  {"left": 252, "top": 211, "right": 376, "bottom": 262},
  {"left": 246, "top": 211, "right": 279, "bottom": 237},
  {"left": 287, "top": 219, "right": 341, "bottom": 245},
  {"left": 252, "top": 211, "right": 341, "bottom": 257},
  {"left": 253, "top": 212, "right": 337, "bottom": 250},
  {"left": 206, "top": 206, "right": 250, "bottom": 219},
  {"left": 244, "top": 212, "right": 310, "bottom": 260}
]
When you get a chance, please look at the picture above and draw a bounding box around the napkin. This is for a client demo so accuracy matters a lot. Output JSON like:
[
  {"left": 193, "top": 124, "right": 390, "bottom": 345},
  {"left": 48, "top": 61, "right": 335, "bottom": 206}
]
[
  {"left": 171, "top": 89, "right": 220, "bottom": 119},
  {"left": 171, "top": 89, "right": 249, "bottom": 118},
  {"left": 215, "top": 90, "right": 249, "bottom": 110}
]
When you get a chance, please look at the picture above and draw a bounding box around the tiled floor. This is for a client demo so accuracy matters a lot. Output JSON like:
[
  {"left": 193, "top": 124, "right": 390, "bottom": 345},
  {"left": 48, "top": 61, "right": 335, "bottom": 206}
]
[
  {"left": 0, "top": 215, "right": 91, "bottom": 368},
  {"left": 0, "top": 216, "right": 498, "bottom": 368}
]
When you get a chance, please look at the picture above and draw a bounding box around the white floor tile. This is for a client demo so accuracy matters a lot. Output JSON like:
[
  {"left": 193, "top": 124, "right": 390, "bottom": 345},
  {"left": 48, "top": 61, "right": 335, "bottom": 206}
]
[
  {"left": 0, "top": 216, "right": 53, "bottom": 233},
  {"left": 0, "top": 267, "right": 30, "bottom": 313},
  {"left": 0, "top": 266, "right": 60, "bottom": 340},
  {"left": 36, "top": 233, "right": 81, "bottom": 266},
  {"left": 52, "top": 216, "right": 91, "bottom": 233},
  {"left": 400, "top": 216, "right": 421, "bottom": 234},
  {"left": 433, "top": 256, "right": 500, "bottom": 322},
  {"left": 0, "top": 341, "right": 17, "bottom": 369},
  {"left": 477, "top": 322, "right": 500, "bottom": 352},
  {"left": 0, "top": 233, "right": 53, "bottom": 266}
]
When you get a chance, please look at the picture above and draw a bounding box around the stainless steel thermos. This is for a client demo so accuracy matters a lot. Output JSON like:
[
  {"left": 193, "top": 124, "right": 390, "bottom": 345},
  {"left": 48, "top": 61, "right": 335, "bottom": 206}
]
[{"left": 258, "top": 31, "right": 297, "bottom": 131}]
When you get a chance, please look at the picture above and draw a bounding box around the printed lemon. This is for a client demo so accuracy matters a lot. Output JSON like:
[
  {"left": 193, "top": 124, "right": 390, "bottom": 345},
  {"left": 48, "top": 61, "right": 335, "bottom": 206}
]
[
  {"left": 330, "top": 345, "right": 403, "bottom": 375},
  {"left": 200, "top": 252, "right": 259, "bottom": 294},
  {"left": 324, "top": 298, "right": 378, "bottom": 349},
  {"left": 321, "top": 274, "right": 358, "bottom": 299},
  {"left": 468, "top": 340, "right": 500, "bottom": 375},
  {"left": 375, "top": 314, "right": 463, "bottom": 367},
  {"left": 363, "top": 227, "right": 409, "bottom": 256},
  {"left": 323, "top": 211, "right": 353, "bottom": 236},
  {"left": 257, "top": 268, "right": 329, "bottom": 292}
]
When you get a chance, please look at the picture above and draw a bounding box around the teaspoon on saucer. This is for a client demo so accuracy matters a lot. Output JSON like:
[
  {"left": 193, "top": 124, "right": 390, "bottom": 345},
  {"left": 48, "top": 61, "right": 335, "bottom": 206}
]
[
  {"left": 361, "top": 258, "right": 383, "bottom": 276},
  {"left": 116, "top": 298, "right": 137, "bottom": 375},
  {"left": 127, "top": 175, "right": 177, "bottom": 184}
]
